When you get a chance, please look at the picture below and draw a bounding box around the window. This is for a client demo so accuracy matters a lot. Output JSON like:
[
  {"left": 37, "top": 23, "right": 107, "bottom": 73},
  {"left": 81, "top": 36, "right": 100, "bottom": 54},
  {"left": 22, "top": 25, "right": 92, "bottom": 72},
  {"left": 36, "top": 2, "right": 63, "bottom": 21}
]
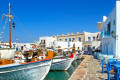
[
  {"left": 107, "top": 22, "right": 111, "bottom": 35},
  {"left": 59, "top": 39, "right": 62, "bottom": 41},
  {"left": 13, "top": 44, "right": 16, "bottom": 47},
  {"left": 78, "top": 37, "right": 81, "bottom": 42},
  {"left": 93, "top": 37, "right": 95, "bottom": 41},
  {"left": 69, "top": 38, "right": 71, "bottom": 42},
  {"left": 65, "top": 39, "right": 67, "bottom": 42},
  {"left": 72, "top": 38, "right": 75, "bottom": 41},
  {"left": 93, "top": 46, "right": 95, "bottom": 49},
  {"left": 88, "top": 37, "right": 91, "bottom": 42}
]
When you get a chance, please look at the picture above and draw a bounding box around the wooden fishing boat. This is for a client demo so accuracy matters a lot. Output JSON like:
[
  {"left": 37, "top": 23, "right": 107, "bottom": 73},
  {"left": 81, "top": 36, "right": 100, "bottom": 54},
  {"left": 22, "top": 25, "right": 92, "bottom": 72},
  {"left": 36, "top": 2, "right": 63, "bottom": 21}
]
[
  {"left": 50, "top": 53, "right": 74, "bottom": 71},
  {"left": 73, "top": 50, "right": 77, "bottom": 61},
  {"left": 0, "top": 51, "right": 53, "bottom": 80},
  {"left": 77, "top": 51, "right": 83, "bottom": 60},
  {"left": 0, "top": 3, "right": 53, "bottom": 80}
]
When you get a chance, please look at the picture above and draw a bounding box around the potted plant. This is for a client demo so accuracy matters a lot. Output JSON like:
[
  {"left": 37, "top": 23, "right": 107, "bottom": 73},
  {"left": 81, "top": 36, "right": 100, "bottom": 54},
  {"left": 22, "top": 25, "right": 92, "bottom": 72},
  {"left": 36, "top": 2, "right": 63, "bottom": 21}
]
[{"left": 111, "top": 31, "right": 114, "bottom": 37}]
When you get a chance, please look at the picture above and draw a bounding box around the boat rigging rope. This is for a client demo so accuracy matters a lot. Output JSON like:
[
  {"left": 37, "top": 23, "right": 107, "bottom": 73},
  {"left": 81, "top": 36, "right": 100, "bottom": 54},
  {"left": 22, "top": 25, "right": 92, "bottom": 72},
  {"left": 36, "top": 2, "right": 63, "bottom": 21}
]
[
  {"left": 0, "top": 17, "right": 8, "bottom": 41},
  {"left": 0, "top": 14, "right": 5, "bottom": 35},
  {"left": 12, "top": 18, "right": 17, "bottom": 42},
  {"left": 11, "top": 11, "right": 36, "bottom": 42},
  {"left": 0, "top": 14, "right": 4, "bottom": 22}
]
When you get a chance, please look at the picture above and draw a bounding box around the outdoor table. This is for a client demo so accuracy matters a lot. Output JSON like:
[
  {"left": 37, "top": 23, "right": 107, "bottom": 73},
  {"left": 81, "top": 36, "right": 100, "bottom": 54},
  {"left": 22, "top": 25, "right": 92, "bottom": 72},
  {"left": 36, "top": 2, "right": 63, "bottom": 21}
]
[
  {"left": 114, "top": 64, "right": 120, "bottom": 80},
  {"left": 104, "top": 57, "right": 114, "bottom": 64}
]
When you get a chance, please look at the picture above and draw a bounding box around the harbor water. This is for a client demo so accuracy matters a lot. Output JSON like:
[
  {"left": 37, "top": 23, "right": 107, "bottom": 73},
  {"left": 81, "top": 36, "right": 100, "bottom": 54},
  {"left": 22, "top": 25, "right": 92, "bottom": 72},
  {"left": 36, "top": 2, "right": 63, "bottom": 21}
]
[{"left": 44, "top": 60, "right": 81, "bottom": 80}]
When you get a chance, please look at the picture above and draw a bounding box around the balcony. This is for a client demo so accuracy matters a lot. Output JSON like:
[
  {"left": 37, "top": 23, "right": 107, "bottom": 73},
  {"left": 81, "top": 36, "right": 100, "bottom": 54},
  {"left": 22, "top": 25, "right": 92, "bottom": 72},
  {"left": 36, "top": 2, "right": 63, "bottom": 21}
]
[{"left": 101, "top": 31, "right": 111, "bottom": 39}]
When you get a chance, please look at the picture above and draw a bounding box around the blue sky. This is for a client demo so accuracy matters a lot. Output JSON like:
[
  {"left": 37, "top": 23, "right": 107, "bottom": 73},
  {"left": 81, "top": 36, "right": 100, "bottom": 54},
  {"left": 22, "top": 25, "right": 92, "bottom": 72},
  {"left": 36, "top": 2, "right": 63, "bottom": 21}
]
[{"left": 0, "top": 0, "right": 116, "bottom": 42}]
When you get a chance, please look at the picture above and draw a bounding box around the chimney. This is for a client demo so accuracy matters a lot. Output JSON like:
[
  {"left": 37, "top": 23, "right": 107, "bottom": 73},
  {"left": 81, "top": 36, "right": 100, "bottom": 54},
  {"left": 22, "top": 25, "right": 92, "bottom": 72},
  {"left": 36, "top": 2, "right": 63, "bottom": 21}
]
[
  {"left": 77, "top": 32, "right": 79, "bottom": 34},
  {"left": 83, "top": 31, "right": 85, "bottom": 34},
  {"left": 103, "top": 16, "right": 107, "bottom": 22},
  {"left": 71, "top": 32, "right": 73, "bottom": 35}
]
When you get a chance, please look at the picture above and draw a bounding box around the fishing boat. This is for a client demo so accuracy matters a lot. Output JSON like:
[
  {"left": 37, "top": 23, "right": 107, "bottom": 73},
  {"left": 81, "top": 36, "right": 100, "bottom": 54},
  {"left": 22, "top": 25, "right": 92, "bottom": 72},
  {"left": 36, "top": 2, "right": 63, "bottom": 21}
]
[
  {"left": 0, "top": 50, "right": 53, "bottom": 80},
  {"left": 73, "top": 52, "right": 77, "bottom": 61},
  {"left": 72, "top": 48, "right": 77, "bottom": 61},
  {"left": 50, "top": 43, "right": 77, "bottom": 71},
  {"left": 77, "top": 50, "right": 83, "bottom": 60},
  {"left": 0, "top": 3, "right": 53, "bottom": 80},
  {"left": 50, "top": 53, "right": 74, "bottom": 71}
]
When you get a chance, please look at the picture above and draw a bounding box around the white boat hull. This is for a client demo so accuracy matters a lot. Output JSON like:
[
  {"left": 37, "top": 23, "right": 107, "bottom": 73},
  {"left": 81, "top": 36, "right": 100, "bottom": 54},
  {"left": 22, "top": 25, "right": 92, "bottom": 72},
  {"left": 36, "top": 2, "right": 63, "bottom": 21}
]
[
  {"left": 0, "top": 59, "right": 52, "bottom": 80},
  {"left": 73, "top": 54, "right": 77, "bottom": 61},
  {"left": 77, "top": 51, "right": 83, "bottom": 60},
  {"left": 77, "top": 54, "right": 82, "bottom": 59},
  {"left": 50, "top": 58, "right": 73, "bottom": 71}
]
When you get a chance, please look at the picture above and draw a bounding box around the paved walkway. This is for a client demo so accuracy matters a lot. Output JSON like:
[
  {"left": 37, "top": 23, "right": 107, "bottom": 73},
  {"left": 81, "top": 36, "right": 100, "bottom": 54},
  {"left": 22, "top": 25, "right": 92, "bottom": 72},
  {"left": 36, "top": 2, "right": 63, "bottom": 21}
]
[{"left": 69, "top": 55, "right": 108, "bottom": 80}]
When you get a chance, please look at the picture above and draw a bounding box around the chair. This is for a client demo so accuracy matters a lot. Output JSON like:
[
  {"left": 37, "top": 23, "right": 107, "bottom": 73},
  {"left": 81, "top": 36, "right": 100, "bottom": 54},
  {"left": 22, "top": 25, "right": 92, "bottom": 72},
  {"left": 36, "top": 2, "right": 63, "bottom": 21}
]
[
  {"left": 107, "top": 60, "right": 119, "bottom": 80},
  {"left": 107, "top": 59, "right": 116, "bottom": 72},
  {"left": 107, "top": 69, "right": 117, "bottom": 80},
  {"left": 101, "top": 58, "right": 115, "bottom": 73},
  {"left": 101, "top": 60, "right": 107, "bottom": 73}
]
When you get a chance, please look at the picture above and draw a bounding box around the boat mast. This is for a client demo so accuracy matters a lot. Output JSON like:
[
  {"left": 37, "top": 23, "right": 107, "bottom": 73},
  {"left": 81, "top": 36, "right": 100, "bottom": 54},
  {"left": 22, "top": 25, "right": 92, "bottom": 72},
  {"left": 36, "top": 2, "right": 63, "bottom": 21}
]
[
  {"left": 2, "top": 3, "right": 13, "bottom": 48},
  {"left": 9, "top": 3, "right": 11, "bottom": 48}
]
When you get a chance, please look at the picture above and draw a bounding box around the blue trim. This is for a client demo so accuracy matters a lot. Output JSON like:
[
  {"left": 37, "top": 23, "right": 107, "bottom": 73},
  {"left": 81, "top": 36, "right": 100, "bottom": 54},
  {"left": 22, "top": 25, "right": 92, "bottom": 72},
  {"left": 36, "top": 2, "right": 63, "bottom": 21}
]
[{"left": 0, "top": 59, "right": 51, "bottom": 69}]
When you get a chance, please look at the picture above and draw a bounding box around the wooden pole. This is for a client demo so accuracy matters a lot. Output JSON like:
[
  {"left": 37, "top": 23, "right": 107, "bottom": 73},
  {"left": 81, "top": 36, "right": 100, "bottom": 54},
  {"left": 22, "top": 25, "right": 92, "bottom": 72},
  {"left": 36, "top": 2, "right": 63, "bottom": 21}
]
[{"left": 9, "top": 3, "right": 11, "bottom": 48}]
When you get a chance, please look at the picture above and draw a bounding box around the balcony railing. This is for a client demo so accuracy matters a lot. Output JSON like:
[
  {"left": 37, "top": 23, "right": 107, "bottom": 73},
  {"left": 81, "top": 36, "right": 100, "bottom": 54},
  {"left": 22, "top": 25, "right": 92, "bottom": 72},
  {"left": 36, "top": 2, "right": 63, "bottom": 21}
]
[{"left": 101, "top": 31, "right": 110, "bottom": 38}]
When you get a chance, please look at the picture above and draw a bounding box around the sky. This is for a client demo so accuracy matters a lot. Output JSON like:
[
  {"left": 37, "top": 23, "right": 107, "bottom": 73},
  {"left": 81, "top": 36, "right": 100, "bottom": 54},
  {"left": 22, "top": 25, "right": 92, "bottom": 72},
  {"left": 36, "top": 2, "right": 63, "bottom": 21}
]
[{"left": 0, "top": 0, "right": 116, "bottom": 42}]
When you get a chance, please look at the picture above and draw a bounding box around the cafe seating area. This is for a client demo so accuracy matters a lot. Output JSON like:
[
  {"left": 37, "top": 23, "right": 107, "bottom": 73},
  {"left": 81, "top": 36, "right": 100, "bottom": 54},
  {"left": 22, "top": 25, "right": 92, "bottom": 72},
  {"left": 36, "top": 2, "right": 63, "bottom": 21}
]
[{"left": 94, "top": 53, "right": 120, "bottom": 80}]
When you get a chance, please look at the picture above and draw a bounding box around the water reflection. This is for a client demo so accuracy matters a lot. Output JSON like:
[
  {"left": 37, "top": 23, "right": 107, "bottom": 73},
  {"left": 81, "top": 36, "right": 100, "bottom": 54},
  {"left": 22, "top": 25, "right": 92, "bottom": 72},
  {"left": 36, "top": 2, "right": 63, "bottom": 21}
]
[
  {"left": 44, "top": 60, "right": 81, "bottom": 80},
  {"left": 72, "top": 61, "right": 78, "bottom": 68},
  {"left": 44, "top": 71, "right": 70, "bottom": 80}
]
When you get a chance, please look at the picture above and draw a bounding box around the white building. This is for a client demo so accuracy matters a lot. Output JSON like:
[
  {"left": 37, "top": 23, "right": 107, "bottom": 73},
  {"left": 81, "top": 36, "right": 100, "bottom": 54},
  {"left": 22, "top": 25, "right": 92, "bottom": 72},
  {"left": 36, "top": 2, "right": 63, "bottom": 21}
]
[
  {"left": 97, "top": 0, "right": 120, "bottom": 57},
  {"left": 84, "top": 32, "right": 101, "bottom": 51},
  {"left": 54, "top": 42, "right": 82, "bottom": 50},
  {"left": 39, "top": 36, "right": 57, "bottom": 48},
  {"left": 15, "top": 43, "right": 36, "bottom": 51},
  {"left": 39, "top": 36, "right": 82, "bottom": 50}
]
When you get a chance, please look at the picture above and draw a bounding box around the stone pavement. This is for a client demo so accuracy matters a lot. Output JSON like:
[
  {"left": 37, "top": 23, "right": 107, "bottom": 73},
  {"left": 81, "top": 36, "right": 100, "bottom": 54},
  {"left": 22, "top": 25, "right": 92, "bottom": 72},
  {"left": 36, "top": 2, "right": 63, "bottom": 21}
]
[{"left": 69, "top": 55, "right": 108, "bottom": 80}]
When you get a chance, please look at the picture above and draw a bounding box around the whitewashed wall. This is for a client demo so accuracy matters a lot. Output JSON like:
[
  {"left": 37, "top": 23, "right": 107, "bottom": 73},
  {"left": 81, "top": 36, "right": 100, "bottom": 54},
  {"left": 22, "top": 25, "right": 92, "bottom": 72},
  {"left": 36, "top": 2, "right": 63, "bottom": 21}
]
[
  {"left": 84, "top": 32, "right": 101, "bottom": 51},
  {"left": 85, "top": 32, "right": 100, "bottom": 41},
  {"left": 101, "top": 1, "right": 120, "bottom": 57},
  {"left": 39, "top": 37, "right": 57, "bottom": 47},
  {"left": 54, "top": 42, "right": 82, "bottom": 50},
  {"left": 116, "top": 1, "right": 120, "bottom": 57},
  {"left": 102, "top": 6, "right": 116, "bottom": 56}
]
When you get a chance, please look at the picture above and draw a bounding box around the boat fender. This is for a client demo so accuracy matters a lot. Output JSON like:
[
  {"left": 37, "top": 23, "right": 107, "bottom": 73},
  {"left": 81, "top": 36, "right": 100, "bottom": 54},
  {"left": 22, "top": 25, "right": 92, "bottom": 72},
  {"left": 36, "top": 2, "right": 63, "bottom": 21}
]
[
  {"left": 45, "top": 51, "right": 54, "bottom": 59},
  {"left": 69, "top": 54, "right": 73, "bottom": 58}
]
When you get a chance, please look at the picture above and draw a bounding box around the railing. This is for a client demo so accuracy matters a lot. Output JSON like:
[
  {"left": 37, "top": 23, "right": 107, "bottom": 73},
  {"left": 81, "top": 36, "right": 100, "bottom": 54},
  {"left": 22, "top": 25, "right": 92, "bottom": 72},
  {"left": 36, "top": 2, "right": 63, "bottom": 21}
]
[
  {"left": 105, "top": 31, "right": 110, "bottom": 35},
  {"left": 101, "top": 31, "right": 110, "bottom": 38}
]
